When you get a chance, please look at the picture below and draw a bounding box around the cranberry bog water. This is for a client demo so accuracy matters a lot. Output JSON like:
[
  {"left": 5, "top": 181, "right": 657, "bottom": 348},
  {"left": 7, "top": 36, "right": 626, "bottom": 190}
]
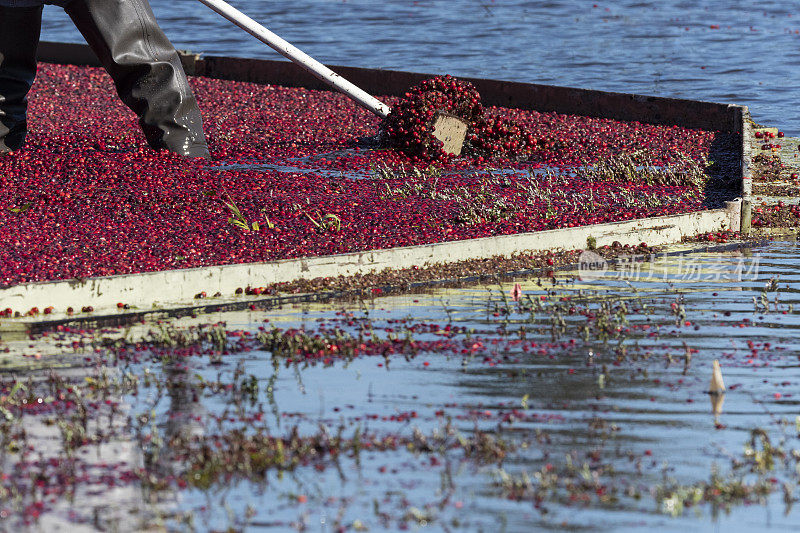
[
  {"left": 0, "top": 51, "right": 749, "bottom": 319},
  {"left": 2, "top": 41, "right": 793, "bottom": 531},
  {"left": 1, "top": 61, "right": 739, "bottom": 287},
  {"left": 0, "top": 240, "right": 799, "bottom": 532},
  {"left": 5, "top": 2, "right": 798, "bottom": 528}
]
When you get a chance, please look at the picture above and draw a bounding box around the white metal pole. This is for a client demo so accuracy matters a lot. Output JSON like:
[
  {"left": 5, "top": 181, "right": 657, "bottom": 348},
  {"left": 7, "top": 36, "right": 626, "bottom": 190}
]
[{"left": 194, "top": 0, "right": 391, "bottom": 118}]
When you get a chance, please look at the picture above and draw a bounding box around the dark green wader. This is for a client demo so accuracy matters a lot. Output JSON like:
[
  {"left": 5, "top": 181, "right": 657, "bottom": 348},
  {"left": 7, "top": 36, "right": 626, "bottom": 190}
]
[{"left": 0, "top": 0, "right": 210, "bottom": 158}]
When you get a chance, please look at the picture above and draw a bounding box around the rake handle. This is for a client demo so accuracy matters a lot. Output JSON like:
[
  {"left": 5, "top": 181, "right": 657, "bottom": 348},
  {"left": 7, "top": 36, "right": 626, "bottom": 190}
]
[{"left": 195, "top": 0, "right": 391, "bottom": 119}]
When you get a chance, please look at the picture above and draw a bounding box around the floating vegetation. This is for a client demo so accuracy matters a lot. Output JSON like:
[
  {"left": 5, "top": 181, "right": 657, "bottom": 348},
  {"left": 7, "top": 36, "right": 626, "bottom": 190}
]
[
  {"left": 0, "top": 243, "right": 799, "bottom": 529},
  {"left": 574, "top": 150, "right": 710, "bottom": 188}
]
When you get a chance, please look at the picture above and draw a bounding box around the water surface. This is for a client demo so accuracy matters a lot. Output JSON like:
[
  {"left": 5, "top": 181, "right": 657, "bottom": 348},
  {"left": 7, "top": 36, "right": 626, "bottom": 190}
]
[{"left": 7, "top": 240, "right": 799, "bottom": 531}]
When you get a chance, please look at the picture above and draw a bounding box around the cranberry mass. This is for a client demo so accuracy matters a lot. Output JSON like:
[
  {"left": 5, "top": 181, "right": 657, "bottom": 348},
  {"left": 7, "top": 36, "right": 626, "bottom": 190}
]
[{"left": 0, "top": 64, "right": 725, "bottom": 287}]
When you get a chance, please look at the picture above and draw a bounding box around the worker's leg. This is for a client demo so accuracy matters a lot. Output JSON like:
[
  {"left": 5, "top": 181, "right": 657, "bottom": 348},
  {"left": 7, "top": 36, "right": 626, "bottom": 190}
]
[
  {"left": 0, "top": 6, "right": 43, "bottom": 154},
  {"left": 62, "top": 0, "right": 210, "bottom": 158}
]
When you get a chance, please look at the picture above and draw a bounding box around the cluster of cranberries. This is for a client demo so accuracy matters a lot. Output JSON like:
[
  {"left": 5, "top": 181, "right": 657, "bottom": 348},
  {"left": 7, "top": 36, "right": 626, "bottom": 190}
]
[
  {"left": 468, "top": 115, "right": 553, "bottom": 160},
  {"left": 690, "top": 231, "right": 740, "bottom": 243},
  {"left": 751, "top": 201, "right": 800, "bottom": 228},
  {"left": 0, "top": 63, "right": 722, "bottom": 288},
  {"left": 380, "top": 75, "right": 484, "bottom": 161},
  {"left": 381, "top": 75, "right": 553, "bottom": 161},
  {"left": 755, "top": 130, "right": 785, "bottom": 152}
]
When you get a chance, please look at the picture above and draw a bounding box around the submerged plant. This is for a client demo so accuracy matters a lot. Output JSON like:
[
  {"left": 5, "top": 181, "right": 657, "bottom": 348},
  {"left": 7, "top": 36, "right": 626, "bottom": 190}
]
[
  {"left": 303, "top": 211, "right": 341, "bottom": 233},
  {"left": 223, "top": 192, "right": 260, "bottom": 232},
  {"left": 575, "top": 150, "right": 709, "bottom": 188}
]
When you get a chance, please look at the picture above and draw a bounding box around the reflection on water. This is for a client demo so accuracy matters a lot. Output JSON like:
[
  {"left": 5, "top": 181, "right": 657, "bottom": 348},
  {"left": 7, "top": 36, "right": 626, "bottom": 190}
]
[
  {"left": 3, "top": 240, "right": 800, "bottom": 531},
  {"left": 40, "top": 0, "right": 800, "bottom": 134}
]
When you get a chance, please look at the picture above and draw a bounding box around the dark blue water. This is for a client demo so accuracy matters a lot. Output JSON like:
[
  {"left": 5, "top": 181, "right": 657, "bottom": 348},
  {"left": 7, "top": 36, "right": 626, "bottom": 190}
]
[{"left": 39, "top": 1, "right": 800, "bottom": 134}]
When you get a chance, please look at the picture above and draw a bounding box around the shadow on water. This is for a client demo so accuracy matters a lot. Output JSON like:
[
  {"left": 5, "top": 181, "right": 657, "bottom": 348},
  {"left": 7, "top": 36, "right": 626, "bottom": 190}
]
[{"left": 703, "top": 131, "right": 743, "bottom": 208}]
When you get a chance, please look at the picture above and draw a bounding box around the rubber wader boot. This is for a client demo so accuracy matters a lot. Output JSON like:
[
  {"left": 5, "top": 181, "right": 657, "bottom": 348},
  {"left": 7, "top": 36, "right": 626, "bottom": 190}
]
[
  {"left": 0, "top": 6, "right": 43, "bottom": 154},
  {"left": 63, "top": 0, "right": 211, "bottom": 158}
]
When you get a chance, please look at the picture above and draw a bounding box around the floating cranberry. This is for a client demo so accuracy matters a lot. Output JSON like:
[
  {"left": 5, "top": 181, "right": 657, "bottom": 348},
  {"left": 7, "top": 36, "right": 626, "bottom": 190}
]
[{"left": 0, "top": 63, "right": 719, "bottom": 288}]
